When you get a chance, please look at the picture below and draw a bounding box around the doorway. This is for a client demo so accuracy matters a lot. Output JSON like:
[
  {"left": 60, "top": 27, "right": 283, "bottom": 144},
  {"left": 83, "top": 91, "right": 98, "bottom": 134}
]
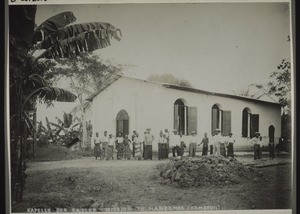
[
  {"left": 269, "top": 125, "right": 275, "bottom": 143},
  {"left": 116, "top": 110, "right": 129, "bottom": 136}
]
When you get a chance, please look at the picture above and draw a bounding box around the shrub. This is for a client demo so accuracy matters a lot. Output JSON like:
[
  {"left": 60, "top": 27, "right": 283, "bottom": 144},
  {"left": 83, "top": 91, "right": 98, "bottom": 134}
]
[{"left": 30, "top": 144, "right": 93, "bottom": 161}]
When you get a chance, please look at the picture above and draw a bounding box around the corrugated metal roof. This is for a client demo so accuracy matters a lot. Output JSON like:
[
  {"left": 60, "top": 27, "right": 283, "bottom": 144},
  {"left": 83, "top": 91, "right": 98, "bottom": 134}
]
[
  {"left": 85, "top": 75, "right": 282, "bottom": 106},
  {"left": 162, "top": 84, "right": 281, "bottom": 106}
]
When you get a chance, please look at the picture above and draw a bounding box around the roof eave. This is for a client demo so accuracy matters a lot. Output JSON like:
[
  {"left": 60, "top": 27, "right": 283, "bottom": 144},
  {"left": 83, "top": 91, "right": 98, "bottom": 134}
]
[{"left": 163, "top": 84, "right": 282, "bottom": 106}]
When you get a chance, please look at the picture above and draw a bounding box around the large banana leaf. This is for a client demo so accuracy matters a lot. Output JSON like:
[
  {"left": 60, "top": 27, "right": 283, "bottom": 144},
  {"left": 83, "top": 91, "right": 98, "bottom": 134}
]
[
  {"left": 24, "top": 87, "right": 77, "bottom": 106},
  {"left": 34, "top": 11, "right": 76, "bottom": 42},
  {"left": 37, "top": 87, "right": 77, "bottom": 102},
  {"left": 37, "top": 22, "right": 122, "bottom": 59}
]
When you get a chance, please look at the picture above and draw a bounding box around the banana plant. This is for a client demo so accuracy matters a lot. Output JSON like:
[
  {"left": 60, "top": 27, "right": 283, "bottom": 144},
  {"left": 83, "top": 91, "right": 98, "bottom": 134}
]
[
  {"left": 9, "top": 5, "right": 122, "bottom": 203},
  {"left": 48, "top": 113, "right": 82, "bottom": 146}
]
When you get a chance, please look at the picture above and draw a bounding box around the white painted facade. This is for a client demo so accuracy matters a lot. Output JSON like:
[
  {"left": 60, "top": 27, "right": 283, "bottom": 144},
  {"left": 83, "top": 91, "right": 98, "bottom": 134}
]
[{"left": 85, "top": 76, "right": 282, "bottom": 151}]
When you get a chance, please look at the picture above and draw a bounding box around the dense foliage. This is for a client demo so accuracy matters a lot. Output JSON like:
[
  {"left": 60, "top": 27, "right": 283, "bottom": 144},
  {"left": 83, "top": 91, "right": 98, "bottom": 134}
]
[{"left": 9, "top": 5, "right": 122, "bottom": 202}]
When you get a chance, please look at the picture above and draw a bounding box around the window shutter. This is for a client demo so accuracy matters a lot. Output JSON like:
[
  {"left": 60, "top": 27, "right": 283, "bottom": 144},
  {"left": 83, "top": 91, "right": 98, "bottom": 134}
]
[
  {"left": 211, "top": 108, "right": 219, "bottom": 134},
  {"left": 250, "top": 114, "right": 259, "bottom": 138},
  {"left": 242, "top": 111, "right": 248, "bottom": 137},
  {"left": 174, "top": 105, "right": 179, "bottom": 131},
  {"left": 187, "top": 107, "right": 197, "bottom": 135},
  {"left": 222, "top": 110, "right": 231, "bottom": 136}
]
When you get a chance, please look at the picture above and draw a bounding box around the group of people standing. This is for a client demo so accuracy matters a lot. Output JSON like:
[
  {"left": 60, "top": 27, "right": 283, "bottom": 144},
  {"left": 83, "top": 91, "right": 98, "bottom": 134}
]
[
  {"left": 93, "top": 129, "right": 151, "bottom": 161},
  {"left": 93, "top": 131, "right": 115, "bottom": 160},
  {"left": 250, "top": 131, "right": 275, "bottom": 160},
  {"left": 208, "top": 128, "right": 236, "bottom": 158},
  {"left": 153, "top": 128, "right": 237, "bottom": 159},
  {"left": 93, "top": 128, "right": 275, "bottom": 161}
]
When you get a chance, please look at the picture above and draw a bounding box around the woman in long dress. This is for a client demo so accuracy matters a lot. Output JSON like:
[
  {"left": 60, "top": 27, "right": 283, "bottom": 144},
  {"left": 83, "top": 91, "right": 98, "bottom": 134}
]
[
  {"left": 144, "top": 128, "right": 154, "bottom": 160},
  {"left": 115, "top": 132, "right": 124, "bottom": 160},
  {"left": 94, "top": 132, "right": 101, "bottom": 159},
  {"left": 124, "top": 135, "right": 132, "bottom": 160},
  {"left": 133, "top": 133, "right": 142, "bottom": 160}
]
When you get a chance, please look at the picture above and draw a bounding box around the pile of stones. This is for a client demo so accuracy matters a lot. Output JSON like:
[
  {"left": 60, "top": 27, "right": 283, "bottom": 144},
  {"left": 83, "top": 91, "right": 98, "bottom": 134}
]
[{"left": 157, "top": 155, "right": 255, "bottom": 187}]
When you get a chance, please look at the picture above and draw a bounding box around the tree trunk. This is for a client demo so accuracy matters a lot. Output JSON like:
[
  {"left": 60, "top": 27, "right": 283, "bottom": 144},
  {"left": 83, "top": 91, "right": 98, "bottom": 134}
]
[
  {"left": 11, "top": 81, "right": 27, "bottom": 203},
  {"left": 33, "top": 108, "right": 37, "bottom": 157}
]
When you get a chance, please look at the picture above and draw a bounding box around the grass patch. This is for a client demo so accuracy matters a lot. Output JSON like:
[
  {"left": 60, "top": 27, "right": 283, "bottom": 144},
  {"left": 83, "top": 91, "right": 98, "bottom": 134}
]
[{"left": 18, "top": 168, "right": 126, "bottom": 212}]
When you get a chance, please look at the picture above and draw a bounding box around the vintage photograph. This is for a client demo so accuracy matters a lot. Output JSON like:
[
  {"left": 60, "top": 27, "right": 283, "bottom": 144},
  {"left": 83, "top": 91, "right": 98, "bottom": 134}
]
[{"left": 7, "top": 1, "right": 293, "bottom": 213}]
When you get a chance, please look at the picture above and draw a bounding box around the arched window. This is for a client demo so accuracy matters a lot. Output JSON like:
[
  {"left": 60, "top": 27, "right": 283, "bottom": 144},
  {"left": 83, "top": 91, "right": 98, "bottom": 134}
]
[
  {"left": 269, "top": 125, "right": 275, "bottom": 143},
  {"left": 174, "top": 99, "right": 186, "bottom": 135},
  {"left": 173, "top": 99, "right": 197, "bottom": 135},
  {"left": 242, "top": 107, "right": 259, "bottom": 138},
  {"left": 211, "top": 104, "right": 222, "bottom": 134},
  {"left": 242, "top": 108, "right": 251, "bottom": 138},
  {"left": 211, "top": 104, "right": 231, "bottom": 136},
  {"left": 116, "top": 110, "right": 129, "bottom": 136}
]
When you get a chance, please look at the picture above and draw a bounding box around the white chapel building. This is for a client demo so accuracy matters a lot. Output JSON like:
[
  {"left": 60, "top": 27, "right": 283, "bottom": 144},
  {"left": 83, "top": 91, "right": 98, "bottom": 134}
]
[{"left": 84, "top": 75, "right": 282, "bottom": 151}]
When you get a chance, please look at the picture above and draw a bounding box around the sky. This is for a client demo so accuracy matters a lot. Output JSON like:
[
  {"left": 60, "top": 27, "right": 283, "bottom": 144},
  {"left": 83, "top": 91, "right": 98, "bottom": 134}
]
[{"left": 35, "top": 2, "right": 291, "bottom": 123}]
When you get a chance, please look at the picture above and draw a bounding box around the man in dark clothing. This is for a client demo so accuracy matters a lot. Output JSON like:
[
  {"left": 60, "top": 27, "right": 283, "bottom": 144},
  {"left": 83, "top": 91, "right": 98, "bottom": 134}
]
[{"left": 199, "top": 132, "right": 209, "bottom": 156}]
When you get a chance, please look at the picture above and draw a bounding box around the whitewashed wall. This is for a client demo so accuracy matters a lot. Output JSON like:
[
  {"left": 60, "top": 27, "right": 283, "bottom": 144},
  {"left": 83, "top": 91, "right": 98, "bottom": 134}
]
[{"left": 85, "top": 77, "right": 281, "bottom": 151}]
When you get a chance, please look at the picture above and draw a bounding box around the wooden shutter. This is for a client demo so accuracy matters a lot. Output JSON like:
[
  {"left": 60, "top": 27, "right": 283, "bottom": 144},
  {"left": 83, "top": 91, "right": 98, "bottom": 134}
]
[
  {"left": 250, "top": 114, "right": 259, "bottom": 138},
  {"left": 222, "top": 111, "right": 231, "bottom": 136},
  {"left": 187, "top": 107, "right": 197, "bottom": 135},
  {"left": 174, "top": 105, "right": 179, "bottom": 131},
  {"left": 211, "top": 108, "right": 219, "bottom": 134}
]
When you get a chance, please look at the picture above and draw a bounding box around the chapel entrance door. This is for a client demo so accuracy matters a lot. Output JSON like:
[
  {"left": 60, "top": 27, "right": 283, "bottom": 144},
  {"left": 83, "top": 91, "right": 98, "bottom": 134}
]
[
  {"left": 116, "top": 110, "right": 129, "bottom": 137},
  {"left": 269, "top": 125, "right": 275, "bottom": 143}
]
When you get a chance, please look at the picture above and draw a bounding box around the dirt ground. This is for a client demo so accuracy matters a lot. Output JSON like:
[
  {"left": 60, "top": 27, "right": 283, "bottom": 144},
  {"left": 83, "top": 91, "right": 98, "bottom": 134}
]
[{"left": 13, "top": 154, "right": 292, "bottom": 212}]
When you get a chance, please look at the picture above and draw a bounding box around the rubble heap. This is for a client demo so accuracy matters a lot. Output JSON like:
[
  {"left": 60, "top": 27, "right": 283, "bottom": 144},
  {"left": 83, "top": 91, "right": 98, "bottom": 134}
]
[{"left": 157, "top": 155, "right": 254, "bottom": 187}]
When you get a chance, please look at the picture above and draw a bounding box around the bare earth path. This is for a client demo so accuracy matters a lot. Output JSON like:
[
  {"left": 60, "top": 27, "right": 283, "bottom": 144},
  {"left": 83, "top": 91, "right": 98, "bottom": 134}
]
[{"left": 15, "top": 156, "right": 292, "bottom": 212}]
